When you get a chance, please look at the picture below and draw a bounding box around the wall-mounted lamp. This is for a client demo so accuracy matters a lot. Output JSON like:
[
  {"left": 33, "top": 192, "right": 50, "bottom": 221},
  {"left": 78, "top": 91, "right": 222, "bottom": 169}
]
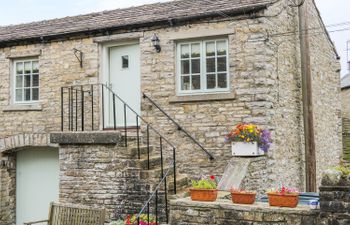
[{"left": 151, "top": 33, "right": 161, "bottom": 53}]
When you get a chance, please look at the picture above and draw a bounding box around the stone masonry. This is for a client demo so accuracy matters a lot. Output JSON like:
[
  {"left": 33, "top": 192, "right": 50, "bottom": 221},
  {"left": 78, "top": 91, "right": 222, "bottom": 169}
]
[{"left": 0, "top": 0, "right": 342, "bottom": 224}]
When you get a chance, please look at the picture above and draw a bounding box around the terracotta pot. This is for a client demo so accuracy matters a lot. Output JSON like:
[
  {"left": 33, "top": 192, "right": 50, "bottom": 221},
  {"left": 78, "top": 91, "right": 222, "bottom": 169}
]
[
  {"left": 231, "top": 192, "right": 256, "bottom": 204},
  {"left": 189, "top": 188, "right": 218, "bottom": 202},
  {"left": 267, "top": 193, "right": 299, "bottom": 208}
]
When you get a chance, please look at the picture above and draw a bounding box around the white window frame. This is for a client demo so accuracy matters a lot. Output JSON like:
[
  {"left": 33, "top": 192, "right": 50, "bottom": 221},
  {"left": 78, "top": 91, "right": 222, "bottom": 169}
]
[
  {"left": 176, "top": 38, "right": 230, "bottom": 95},
  {"left": 12, "top": 58, "right": 40, "bottom": 104}
]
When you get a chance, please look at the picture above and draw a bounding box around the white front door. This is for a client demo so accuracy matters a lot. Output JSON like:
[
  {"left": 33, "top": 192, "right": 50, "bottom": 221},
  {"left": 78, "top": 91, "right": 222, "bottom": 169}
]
[
  {"left": 107, "top": 44, "right": 141, "bottom": 127},
  {"left": 16, "top": 148, "right": 59, "bottom": 225}
]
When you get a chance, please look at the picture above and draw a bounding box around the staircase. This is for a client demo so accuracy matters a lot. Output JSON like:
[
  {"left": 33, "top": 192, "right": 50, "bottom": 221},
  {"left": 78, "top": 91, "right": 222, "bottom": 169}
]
[
  {"left": 342, "top": 118, "right": 350, "bottom": 167},
  {"left": 59, "top": 83, "right": 212, "bottom": 224}
]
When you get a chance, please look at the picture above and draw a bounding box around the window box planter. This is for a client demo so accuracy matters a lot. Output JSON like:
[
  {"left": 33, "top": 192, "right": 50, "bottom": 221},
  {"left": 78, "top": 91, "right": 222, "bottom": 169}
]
[
  {"left": 189, "top": 188, "right": 218, "bottom": 202},
  {"left": 231, "top": 142, "right": 264, "bottom": 156},
  {"left": 231, "top": 192, "right": 256, "bottom": 204},
  {"left": 268, "top": 193, "right": 299, "bottom": 208}
]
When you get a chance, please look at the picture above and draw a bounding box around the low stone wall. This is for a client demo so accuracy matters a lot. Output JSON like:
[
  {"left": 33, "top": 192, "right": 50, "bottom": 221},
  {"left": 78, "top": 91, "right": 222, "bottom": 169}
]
[{"left": 169, "top": 198, "right": 319, "bottom": 225}]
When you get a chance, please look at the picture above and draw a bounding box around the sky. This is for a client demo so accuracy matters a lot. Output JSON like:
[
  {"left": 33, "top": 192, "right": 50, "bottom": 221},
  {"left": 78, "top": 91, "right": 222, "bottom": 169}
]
[{"left": 0, "top": 0, "right": 349, "bottom": 76}]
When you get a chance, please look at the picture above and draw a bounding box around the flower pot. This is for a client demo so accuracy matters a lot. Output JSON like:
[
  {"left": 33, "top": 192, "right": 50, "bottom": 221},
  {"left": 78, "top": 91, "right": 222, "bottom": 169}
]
[
  {"left": 189, "top": 188, "right": 218, "bottom": 202},
  {"left": 268, "top": 193, "right": 299, "bottom": 208},
  {"left": 231, "top": 192, "right": 256, "bottom": 204},
  {"left": 232, "top": 142, "right": 264, "bottom": 156}
]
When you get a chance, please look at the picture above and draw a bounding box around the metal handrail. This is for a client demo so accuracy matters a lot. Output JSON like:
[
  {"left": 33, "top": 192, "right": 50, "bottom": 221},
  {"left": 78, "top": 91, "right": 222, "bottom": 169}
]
[
  {"left": 143, "top": 93, "right": 215, "bottom": 160},
  {"left": 136, "top": 161, "right": 174, "bottom": 224}
]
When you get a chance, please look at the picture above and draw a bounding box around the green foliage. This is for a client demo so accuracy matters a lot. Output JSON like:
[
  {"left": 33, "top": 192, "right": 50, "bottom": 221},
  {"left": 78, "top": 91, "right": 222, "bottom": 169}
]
[
  {"left": 191, "top": 179, "right": 217, "bottom": 189},
  {"left": 130, "top": 214, "right": 157, "bottom": 223},
  {"left": 332, "top": 165, "right": 350, "bottom": 177}
]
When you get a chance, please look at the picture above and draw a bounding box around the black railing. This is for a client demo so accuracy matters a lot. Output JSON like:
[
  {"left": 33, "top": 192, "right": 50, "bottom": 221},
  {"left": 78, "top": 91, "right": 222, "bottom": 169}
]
[
  {"left": 136, "top": 161, "right": 174, "bottom": 224},
  {"left": 60, "top": 84, "right": 177, "bottom": 195},
  {"left": 143, "top": 93, "right": 215, "bottom": 160}
]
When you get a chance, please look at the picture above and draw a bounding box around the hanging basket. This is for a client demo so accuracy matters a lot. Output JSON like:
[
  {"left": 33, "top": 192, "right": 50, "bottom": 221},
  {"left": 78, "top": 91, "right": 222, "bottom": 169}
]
[
  {"left": 268, "top": 193, "right": 299, "bottom": 208},
  {"left": 231, "top": 192, "right": 256, "bottom": 204},
  {"left": 189, "top": 188, "right": 218, "bottom": 202}
]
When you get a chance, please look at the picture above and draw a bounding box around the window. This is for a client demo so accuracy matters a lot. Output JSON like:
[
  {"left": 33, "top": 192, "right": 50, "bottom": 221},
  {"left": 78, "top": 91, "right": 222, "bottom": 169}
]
[
  {"left": 122, "top": 55, "right": 129, "bottom": 69},
  {"left": 14, "top": 59, "right": 39, "bottom": 103},
  {"left": 177, "top": 39, "right": 229, "bottom": 94}
]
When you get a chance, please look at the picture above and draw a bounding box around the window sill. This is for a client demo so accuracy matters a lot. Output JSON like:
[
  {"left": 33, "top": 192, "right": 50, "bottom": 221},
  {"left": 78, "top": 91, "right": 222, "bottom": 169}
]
[
  {"left": 2, "top": 104, "right": 43, "bottom": 112},
  {"left": 169, "top": 92, "right": 236, "bottom": 103}
]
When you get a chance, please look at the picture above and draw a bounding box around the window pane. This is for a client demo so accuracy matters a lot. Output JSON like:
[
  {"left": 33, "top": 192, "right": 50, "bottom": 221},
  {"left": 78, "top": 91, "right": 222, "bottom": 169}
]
[
  {"left": 15, "top": 89, "right": 22, "bottom": 102},
  {"left": 181, "top": 60, "right": 190, "bottom": 74},
  {"left": 191, "top": 43, "right": 200, "bottom": 58},
  {"left": 32, "top": 61, "right": 39, "bottom": 73},
  {"left": 192, "top": 75, "right": 201, "bottom": 90},
  {"left": 16, "top": 76, "right": 23, "bottom": 88},
  {"left": 24, "top": 75, "right": 31, "bottom": 87},
  {"left": 206, "top": 42, "right": 215, "bottom": 56},
  {"left": 217, "top": 41, "right": 227, "bottom": 56},
  {"left": 32, "top": 75, "right": 39, "bottom": 87},
  {"left": 218, "top": 73, "right": 227, "bottom": 88},
  {"left": 206, "top": 58, "right": 215, "bottom": 73},
  {"left": 122, "top": 56, "right": 129, "bottom": 69},
  {"left": 16, "top": 62, "right": 24, "bottom": 74},
  {"left": 181, "top": 44, "right": 190, "bottom": 59},
  {"left": 24, "top": 62, "right": 31, "bottom": 74},
  {"left": 24, "top": 89, "right": 31, "bottom": 101},
  {"left": 207, "top": 74, "right": 216, "bottom": 89},
  {"left": 191, "top": 59, "right": 200, "bottom": 74},
  {"left": 32, "top": 88, "right": 39, "bottom": 100},
  {"left": 217, "top": 57, "right": 227, "bottom": 72},
  {"left": 181, "top": 76, "right": 190, "bottom": 90}
]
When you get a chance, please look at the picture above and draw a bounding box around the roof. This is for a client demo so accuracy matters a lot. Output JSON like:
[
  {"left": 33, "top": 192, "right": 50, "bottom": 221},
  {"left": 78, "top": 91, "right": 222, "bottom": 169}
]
[
  {"left": 341, "top": 74, "right": 350, "bottom": 89},
  {"left": 0, "top": 0, "right": 271, "bottom": 45}
]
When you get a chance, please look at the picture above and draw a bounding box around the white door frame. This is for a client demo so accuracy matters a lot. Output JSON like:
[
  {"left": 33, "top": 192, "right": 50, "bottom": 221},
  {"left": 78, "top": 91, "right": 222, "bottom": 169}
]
[{"left": 99, "top": 40, "right": 140, "bottom": 129}]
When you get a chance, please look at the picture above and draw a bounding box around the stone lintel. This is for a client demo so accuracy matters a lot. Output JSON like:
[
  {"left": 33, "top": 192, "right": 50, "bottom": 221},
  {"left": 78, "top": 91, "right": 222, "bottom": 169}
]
[{"left": 50, "top": 131, "right": 121, "bottom": 145}]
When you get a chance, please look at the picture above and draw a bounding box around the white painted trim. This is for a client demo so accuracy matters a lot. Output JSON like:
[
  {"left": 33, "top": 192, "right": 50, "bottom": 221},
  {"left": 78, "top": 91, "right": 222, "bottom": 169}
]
[
  {"left": 176, "top": 38, "right": 230, "bottom": 96},
  {"left": 11, "top": 58, "right": 40, "bottom": 105}
]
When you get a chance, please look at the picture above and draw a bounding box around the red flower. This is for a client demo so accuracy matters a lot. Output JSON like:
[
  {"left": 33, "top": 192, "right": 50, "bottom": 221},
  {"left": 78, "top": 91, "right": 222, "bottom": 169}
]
[{"left": 210, "top": 175, "right": 215, "bottom": 180}]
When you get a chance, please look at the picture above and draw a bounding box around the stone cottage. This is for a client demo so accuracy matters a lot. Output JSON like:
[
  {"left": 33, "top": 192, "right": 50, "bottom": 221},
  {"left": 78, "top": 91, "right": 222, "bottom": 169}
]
[{"left": 0, "top": 0, "right": 342, "bottom": 224}]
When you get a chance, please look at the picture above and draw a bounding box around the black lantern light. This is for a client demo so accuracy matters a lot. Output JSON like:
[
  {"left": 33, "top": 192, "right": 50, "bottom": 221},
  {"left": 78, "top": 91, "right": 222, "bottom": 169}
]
[{"left": 151, "top": 33, "right": 161, "bottom": 53}]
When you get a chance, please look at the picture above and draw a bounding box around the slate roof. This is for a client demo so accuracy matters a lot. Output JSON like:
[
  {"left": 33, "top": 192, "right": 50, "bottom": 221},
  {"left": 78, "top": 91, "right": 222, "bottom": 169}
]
[
  {"left": 341, "top": 74, "right": 350, "bottom": 89},
  {"left": 0, "top": 0, "right": 271, "bottom": 44}
]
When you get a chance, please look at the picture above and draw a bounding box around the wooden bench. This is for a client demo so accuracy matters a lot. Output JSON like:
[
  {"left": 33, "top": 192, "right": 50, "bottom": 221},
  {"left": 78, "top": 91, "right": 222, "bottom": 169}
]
[{"left": 24, "top": 202, "right": 106, "bottom": 225}]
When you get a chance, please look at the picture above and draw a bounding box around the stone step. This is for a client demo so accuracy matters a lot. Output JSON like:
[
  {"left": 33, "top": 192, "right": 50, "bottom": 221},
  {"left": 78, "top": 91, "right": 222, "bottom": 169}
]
[
  {"left": 138, "top": 156, "right": 163, "bottom": 170},
  {"left": 140, "top": 166, "right": 174, "bottom": 179},
  {"left": 128, "top": 145, "right": 154, "bottom": 158}
]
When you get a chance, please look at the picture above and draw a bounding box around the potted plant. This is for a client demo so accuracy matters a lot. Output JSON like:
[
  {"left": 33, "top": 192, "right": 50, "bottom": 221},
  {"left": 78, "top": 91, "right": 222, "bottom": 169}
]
[
  {"left": 267, "top": 186, "right": 299, "bottom": 208},
  {"left": 230, "top": 188, "right": 256, "bottom": 204},
  {"left": 189, "top": 175, "right": 218, "bottom": 202},
  {"left": 225, "top": 123, "right": 272, "bottom": 156}
]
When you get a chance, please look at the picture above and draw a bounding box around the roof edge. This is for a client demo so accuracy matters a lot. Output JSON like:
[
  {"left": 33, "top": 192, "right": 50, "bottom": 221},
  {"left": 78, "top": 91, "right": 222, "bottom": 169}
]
[{"left": 0, "top": 3, "right": 269, "bottom": 47}]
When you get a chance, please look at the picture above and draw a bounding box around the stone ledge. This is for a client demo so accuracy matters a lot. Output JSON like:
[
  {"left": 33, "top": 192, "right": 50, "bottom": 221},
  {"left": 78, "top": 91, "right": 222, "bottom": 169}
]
[
  {"left": 2, "top": 104, "right": 43, "bottom": 112},
  {"left": 50, "top": 131, "right": 121, "bottom": 145},
  {"left": 170, "top": 198, "right": 318, "bottom": 215},
  {"left": 169, "top": 93, "right": 236, "bottom": 103}
]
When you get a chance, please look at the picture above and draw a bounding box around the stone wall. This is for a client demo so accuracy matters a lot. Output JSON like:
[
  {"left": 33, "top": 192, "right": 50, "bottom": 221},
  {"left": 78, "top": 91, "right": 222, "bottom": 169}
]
[
  {"left": 318, "top": 169, "right": 350, "bottom": 224},
  {"left": 52, "top": 132, "right": 155, "bottom": 221},
  {"left": 169, "top": 198, "right": 319, "bottom": 225},
  {"left": 341, "top": 88, "right": 350, "bottom": 119}
]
